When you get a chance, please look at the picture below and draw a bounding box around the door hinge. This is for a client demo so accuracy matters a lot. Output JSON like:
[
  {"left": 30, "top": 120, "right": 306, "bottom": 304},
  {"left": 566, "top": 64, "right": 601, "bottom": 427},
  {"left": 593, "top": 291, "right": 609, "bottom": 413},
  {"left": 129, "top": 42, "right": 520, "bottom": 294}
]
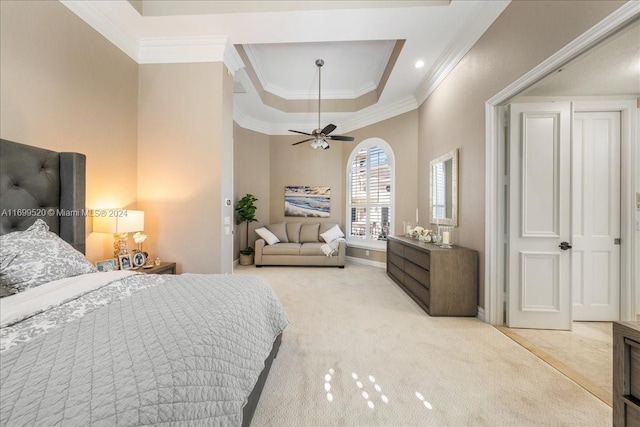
[{"left": 614, "top": 238, "right": 621, "bottom": 245}]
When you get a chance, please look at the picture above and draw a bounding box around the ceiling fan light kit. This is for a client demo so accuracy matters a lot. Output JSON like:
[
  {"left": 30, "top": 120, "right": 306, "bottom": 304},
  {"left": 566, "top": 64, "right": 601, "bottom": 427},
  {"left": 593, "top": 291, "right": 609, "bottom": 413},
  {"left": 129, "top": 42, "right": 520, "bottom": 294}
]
[{"left": 289, "top": 59, "right": 355, "bottom": 149}]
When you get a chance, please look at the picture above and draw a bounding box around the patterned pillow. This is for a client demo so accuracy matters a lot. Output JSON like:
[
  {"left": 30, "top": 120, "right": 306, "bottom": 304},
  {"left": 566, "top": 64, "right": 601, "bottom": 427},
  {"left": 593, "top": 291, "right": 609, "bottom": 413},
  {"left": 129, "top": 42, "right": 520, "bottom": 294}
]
[{"left": 0, "top": 219, "right": 97, "bottom": 292}]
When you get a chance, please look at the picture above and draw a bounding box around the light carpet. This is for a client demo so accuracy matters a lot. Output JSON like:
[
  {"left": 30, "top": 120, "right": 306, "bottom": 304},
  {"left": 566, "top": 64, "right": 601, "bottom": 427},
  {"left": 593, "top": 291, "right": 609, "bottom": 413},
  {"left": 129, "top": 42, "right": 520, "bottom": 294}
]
[{"left": 235, "top": 263, "right": 611, "bottom": 426}]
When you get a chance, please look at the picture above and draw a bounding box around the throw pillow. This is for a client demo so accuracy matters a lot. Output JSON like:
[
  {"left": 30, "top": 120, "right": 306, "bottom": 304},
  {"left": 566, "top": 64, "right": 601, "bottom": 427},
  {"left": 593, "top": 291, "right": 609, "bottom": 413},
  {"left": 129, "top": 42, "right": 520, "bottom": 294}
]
[
  {"left": 286, "top": 223, "right": 302, "bottom": 243},
  {"left": 255, "top": 227, "right": 280, "bottom": 245},
  {"left": 320, "top": 224, "right": 345, "bottom": 243},
  {"left": 266, "top": 222, "right": 289, "bottom": 243},
  {"left": 300, "top": 223, "right": 320, "bottom": 243},
  {"left": 0, "top": 219, "right": 97, "bottom": 292}
]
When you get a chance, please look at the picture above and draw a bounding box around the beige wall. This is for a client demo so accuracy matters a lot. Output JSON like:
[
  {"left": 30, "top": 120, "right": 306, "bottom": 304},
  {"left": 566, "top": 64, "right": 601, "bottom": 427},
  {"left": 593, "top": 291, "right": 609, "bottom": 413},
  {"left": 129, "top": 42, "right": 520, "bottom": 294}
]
[
  {"left": 418, "top": 0, "right": 627, "bottom": 308},
  {"left": 258, "top": 110, "right": 418, "bottom": 262},
  {"left": 138, "top": 62, "right": 234, "bottom": 274},
  {"left": 0, "top": 0, "right": 139, "bottom": 263},
  {"left": 233, "top": 124, "right": 270, "bottom": 257},
  {"left": 268, "top": 134, "right": 345, "bottom": 225}
]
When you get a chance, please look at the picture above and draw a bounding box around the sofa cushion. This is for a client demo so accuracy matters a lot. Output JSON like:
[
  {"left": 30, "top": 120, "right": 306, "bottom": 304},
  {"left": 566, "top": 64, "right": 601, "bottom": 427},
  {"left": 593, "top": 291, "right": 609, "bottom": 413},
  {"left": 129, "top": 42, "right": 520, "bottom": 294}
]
[
  {"left": 255, "top": 227, "right": 279, "bottom": 245},
  {"left": 319, "top": 223, "right": 338, "bottom": 235},
  {"left": 300, "top": 223, "right": 320, "bottom": 243},
  {"left": 300, "top": 243, "right": 325, "bottom": 256},
  {"left": 266, "top": 222, "right": 288, "bottom": 243},
  {"left": 320, "top": 224, "right": 345, "bottom": 243},
  {"left": 286, "top": 223, "right": 302, "bottom": 243},
  {"left": 262, "top": 243, "right": 301, "bottom": 256}
]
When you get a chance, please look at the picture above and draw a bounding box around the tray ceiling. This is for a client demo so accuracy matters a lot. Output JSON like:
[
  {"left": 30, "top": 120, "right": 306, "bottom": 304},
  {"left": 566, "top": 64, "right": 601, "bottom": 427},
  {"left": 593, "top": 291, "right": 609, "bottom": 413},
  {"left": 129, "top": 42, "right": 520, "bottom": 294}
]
[{"left": 63, "top": 0, "right": 511, "bottom": 135}]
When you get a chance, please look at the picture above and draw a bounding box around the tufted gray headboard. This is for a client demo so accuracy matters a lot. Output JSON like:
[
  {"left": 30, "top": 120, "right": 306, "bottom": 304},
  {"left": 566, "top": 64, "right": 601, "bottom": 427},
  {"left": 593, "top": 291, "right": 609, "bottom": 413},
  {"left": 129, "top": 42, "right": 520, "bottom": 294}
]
[{"left": 0, "top": 139, "right": 87, "bottom": 254}]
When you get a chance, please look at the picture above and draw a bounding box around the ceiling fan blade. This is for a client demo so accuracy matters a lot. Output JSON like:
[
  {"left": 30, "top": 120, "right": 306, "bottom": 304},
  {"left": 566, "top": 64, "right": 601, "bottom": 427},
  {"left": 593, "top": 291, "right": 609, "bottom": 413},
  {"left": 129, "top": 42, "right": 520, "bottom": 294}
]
[
  {"left": 327, "top": 135, "right": 355, "bottom": 141},
  {"left": 321, "top": 124, "right": 336, "bottom": 135},
  {"left": 292, "top": 138, "right": 315, "bottom": 146},
  {"left": 289, "top": 129, "right": 312, "bottom": 136}
]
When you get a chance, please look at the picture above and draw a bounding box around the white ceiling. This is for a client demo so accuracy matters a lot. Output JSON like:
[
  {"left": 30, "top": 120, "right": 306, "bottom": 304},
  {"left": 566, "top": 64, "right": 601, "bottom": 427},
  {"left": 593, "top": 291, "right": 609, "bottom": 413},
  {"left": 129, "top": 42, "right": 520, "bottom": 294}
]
[{"left": 61, "top": 0, "right": 510, "bottom": 135}]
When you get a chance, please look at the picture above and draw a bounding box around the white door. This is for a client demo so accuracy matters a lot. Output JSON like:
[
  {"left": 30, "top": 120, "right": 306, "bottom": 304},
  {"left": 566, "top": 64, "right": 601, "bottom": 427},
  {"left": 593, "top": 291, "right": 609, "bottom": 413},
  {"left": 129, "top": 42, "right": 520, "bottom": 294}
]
[
  {"left": 572, "top": 111, "right": 621, "bottom": 321},
  {"left": 507, "top": 102, "right": 572, "bottom": 330}
]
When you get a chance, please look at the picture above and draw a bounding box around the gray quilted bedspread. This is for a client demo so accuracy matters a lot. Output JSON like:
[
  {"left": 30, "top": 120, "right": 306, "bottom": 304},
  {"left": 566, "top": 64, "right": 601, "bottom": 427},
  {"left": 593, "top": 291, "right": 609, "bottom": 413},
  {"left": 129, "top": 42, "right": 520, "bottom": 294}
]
[{"left": 0, "top": 273, "right": 289, "bottom": 426}]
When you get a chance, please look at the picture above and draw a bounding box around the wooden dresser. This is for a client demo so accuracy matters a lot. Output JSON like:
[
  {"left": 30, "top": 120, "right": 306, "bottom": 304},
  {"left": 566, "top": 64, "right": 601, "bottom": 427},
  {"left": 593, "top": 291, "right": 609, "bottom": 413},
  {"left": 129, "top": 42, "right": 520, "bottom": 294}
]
[
  {"left": 614, "top": 321, "right": 640, "bottom": 426},
  {"left": 386, "top": 235, "right": 478, "bottom": 316}
]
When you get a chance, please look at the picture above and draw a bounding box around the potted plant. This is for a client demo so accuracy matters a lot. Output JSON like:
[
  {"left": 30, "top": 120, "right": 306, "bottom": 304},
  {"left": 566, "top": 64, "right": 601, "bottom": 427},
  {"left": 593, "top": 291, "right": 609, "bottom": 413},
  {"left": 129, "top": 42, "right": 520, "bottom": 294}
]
[{"left": 235, "top": 193, "right": 258, "bottom": 265}]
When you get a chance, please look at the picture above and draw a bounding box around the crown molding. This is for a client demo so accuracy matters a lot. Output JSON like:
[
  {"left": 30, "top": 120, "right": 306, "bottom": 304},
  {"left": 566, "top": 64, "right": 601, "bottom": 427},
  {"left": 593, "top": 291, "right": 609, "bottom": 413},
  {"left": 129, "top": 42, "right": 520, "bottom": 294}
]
[
  {"left": 60, "top": 0, "right": 139, "bottom": 61},
  {"left": 60, "top": 1, "right": 244, "bottom": 74},
  {"left": 236, "top": 94, "right": 419, "bottom": 136},
  {"left": 261, "top": 82, "right": 378, "bottom": 100},
  {"left": 339, "top": 95, "right": 418, "bottom": 133},
  {"left": 233, "top": 106, "right": 272, "bottom": 135},
  {"left": 414, "top": 0, "right": 510, "bottom": 106},
  {"left": 138, "top": 36, "right": 245, "bottom": 74}
]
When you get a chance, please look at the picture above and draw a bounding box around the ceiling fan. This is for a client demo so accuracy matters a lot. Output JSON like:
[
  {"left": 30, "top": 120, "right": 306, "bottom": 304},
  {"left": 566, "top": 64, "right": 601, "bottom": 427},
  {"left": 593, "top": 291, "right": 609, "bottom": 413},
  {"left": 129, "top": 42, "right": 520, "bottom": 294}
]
[{"left": 290, "top": 59, "right": 355, "bottom": 150}]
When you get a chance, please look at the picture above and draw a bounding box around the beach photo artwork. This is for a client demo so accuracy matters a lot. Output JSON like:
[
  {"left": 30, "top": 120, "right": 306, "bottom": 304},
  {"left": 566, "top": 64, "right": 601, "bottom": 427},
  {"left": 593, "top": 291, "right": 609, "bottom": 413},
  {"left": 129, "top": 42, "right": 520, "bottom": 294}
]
[{"left": 284, "top": 186, "right": 330, "bottom": 217}]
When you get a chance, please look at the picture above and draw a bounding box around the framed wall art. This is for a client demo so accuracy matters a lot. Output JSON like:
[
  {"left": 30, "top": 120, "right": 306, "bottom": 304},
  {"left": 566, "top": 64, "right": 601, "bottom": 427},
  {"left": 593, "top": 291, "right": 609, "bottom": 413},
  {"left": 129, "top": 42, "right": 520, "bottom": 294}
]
[{"left": 284, "top": 186, "right": 330, "bottom": 218}]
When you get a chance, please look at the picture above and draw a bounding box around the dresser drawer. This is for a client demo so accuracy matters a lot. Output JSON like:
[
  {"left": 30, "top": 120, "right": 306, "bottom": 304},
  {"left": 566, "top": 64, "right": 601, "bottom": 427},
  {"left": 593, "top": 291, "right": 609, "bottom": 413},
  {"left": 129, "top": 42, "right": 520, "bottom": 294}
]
[
  {"left": 404, "top": 274, "right": 430, "bottom": 308},
  {"left": 629, "top": 338, "right": 640, "bottom": 401},
  {"left": 387, "top": 262, "right": 404, "bottom": 285},
  {"left": 404, "top": 260, "right": 430, "bottom": 288},
  {"left": 626, "top": 401, "right": 640, "bottom": 427},
  {"left": 404, "top": 245, "right": 430, "bottom": 270},
  {"left": 388, "top": 240, "right": 405, "bottom": 257},
  {"left": 388, "top": 251, "right": 404, "bottom": 270}
]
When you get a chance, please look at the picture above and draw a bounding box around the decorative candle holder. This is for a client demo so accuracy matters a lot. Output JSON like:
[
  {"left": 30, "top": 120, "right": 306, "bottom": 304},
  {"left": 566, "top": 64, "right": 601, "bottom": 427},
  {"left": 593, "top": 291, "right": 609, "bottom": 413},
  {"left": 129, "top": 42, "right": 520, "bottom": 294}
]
[
  {"left": 439, "top": 226, "right": 453, "bottom": 249},
  {"left": 403, "top": 221, "right": 415, "bottom": 237}
]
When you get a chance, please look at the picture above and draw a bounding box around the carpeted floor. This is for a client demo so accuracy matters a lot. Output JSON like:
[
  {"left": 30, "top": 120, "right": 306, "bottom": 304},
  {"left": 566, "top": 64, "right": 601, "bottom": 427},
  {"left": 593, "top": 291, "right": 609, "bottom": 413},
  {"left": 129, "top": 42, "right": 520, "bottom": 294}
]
[{"left": 235, "top": 262, "right": 611, "bottom": 427}]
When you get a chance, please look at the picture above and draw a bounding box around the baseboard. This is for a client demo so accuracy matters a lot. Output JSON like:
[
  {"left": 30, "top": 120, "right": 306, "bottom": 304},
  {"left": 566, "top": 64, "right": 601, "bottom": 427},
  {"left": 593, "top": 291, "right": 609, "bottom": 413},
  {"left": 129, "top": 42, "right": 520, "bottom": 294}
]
[
  {"left": 477, "top": 306, "right": 485, "bottom": 322},
  {"left": 346, "top": 256, "right": 386, "bottom": 269}
]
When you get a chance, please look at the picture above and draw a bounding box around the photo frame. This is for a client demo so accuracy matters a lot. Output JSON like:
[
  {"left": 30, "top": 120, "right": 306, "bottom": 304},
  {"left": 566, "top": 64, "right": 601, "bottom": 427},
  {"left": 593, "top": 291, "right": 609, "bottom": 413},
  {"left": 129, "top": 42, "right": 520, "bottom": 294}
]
[
  {"left": 119, "top": 254, "right": 132, "bottom": 270},
  {"left": 96, "top": 258, "right": 117, "bottom": 272},
  {"left": 132, "top": 251, "right": 146, "bottom": 268}
]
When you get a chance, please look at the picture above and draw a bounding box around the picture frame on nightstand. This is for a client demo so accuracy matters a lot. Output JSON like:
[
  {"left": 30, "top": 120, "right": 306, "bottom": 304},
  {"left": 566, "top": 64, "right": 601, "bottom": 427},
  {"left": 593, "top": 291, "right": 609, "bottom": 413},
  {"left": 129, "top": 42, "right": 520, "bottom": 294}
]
[
  {"left": 132, "top": 251, "right": 146, "bottom": 268},
  {"left": 119, "top": 254, "right": 132, "bottom": 270},
  {"left": 96, "top": 258, "right": 117, "bottom": 272}
]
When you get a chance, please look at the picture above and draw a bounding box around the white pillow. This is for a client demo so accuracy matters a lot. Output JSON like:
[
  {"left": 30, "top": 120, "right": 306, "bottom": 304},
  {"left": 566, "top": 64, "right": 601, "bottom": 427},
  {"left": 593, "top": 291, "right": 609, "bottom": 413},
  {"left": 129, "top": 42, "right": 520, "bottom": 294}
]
[
  {"left": 320, "top": 224, "right": 345, "bottom": 243},
  {"left": 255, "top": 227, "right": 280, "bottom": 245}
]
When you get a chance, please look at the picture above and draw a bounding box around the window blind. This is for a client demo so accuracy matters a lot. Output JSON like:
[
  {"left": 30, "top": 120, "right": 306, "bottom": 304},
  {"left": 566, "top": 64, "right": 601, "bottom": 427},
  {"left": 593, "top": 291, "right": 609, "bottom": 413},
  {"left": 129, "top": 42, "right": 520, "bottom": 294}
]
[{"left": 348, "top": 145, "right": 392, "bottom": 240}]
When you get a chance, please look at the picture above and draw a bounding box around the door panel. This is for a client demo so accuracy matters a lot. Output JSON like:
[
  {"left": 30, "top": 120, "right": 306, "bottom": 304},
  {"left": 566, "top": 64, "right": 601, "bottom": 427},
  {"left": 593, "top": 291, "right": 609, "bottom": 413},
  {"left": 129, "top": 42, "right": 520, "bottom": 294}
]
[
  {"left": 521, "top": 115, "right": 560, "bottom": 237},
  {"left": 521, "top": 252, "right": 560, "bottom": 311},
  {"left": 572, "top": 112, "right": 620, "bottom": 321},
  {"left": 508, "top": 102, "right": 572, "bottom": 330}
]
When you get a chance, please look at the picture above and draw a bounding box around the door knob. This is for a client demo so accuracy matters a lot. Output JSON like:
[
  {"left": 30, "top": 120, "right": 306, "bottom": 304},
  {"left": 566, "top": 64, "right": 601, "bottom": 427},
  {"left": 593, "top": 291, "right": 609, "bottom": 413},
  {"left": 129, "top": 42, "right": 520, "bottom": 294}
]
[{"left": 559, "top": 241, "right": 572, "bottom": 250}]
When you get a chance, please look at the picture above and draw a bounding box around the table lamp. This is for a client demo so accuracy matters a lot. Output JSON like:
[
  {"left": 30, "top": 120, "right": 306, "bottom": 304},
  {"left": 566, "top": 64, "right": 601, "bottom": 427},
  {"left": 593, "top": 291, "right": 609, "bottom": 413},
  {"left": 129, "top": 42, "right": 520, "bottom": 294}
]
[{"left": 93, "top": 210, "right": 144, "bottom": 261}]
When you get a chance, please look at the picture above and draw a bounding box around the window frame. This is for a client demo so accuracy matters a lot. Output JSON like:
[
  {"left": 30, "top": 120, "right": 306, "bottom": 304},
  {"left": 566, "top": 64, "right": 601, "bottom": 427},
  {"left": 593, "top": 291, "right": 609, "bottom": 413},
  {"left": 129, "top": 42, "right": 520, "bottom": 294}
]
[{"left": 345, "top": 138, "right": 395, "bottom": 251}]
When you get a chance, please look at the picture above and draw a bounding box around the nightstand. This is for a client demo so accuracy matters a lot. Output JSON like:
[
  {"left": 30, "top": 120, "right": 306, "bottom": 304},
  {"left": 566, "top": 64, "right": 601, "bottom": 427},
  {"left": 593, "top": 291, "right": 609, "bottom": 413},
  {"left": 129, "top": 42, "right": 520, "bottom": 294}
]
[{"left": 138, "top": 262, "right": 176, "bottom": 275}]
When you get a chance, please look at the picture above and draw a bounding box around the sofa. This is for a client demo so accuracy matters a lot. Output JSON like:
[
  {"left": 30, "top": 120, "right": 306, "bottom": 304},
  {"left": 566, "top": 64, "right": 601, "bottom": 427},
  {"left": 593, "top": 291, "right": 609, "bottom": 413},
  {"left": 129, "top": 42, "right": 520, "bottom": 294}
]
[{"left": 254, "top": 222, "right": 346, "bottom": 267}]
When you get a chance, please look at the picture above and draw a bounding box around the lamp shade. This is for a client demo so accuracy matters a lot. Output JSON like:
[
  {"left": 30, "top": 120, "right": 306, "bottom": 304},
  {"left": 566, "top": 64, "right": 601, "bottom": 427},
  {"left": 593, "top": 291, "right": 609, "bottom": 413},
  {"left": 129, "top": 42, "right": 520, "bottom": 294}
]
[{"left": 93, "top": 210, "right": 144, "bottom": 234}]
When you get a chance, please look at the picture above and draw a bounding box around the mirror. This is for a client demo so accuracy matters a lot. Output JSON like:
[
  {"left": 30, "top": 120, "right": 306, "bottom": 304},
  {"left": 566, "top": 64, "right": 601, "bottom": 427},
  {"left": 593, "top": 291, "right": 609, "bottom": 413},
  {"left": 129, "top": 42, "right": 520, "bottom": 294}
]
[{"left": 429, "top": 149, "right": 458, "bottom": 226}]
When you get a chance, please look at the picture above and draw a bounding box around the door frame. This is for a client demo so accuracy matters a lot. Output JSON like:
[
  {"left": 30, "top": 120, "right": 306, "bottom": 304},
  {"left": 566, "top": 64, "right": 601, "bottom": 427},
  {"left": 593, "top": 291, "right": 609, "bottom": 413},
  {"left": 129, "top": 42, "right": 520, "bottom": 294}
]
[{"left": 483, "top": 2, "right": 639, "bottom": 325}]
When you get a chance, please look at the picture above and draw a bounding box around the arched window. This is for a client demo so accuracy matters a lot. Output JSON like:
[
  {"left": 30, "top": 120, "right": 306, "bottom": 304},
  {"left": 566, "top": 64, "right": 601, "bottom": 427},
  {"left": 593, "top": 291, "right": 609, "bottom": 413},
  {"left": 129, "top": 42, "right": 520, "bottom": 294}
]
[{"left": 346, "top": 138, "right": 394, "bottom": 249}]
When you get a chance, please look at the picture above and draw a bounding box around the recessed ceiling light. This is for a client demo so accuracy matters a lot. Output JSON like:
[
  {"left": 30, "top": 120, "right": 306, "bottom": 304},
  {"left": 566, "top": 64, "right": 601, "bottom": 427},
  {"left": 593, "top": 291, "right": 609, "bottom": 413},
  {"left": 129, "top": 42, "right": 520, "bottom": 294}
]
[{"left": 415, "top": 60, "right": 425, "bottom": 69}]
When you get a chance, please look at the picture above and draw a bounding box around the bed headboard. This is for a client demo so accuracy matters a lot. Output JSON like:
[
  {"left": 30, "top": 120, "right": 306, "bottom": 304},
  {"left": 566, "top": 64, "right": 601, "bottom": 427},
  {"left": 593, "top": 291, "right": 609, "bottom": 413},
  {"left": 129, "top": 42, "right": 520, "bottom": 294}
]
[{"left": 0, "top": 139, "right": 87, "bottom": 254}]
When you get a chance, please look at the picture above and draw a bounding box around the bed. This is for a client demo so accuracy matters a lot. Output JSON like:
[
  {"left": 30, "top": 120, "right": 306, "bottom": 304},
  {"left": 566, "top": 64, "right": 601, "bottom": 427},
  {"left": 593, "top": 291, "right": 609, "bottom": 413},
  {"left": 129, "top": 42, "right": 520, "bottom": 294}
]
[{"left": 0, "top": 139, "right": 288, "bottom": 426}]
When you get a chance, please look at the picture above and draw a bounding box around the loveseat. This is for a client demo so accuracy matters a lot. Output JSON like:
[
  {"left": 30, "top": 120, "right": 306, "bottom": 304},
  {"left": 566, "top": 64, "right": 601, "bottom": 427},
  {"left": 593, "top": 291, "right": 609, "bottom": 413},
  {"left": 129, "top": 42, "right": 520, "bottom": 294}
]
[{"left": 254, "top": 222, "right": 346, "bottom": 267}]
